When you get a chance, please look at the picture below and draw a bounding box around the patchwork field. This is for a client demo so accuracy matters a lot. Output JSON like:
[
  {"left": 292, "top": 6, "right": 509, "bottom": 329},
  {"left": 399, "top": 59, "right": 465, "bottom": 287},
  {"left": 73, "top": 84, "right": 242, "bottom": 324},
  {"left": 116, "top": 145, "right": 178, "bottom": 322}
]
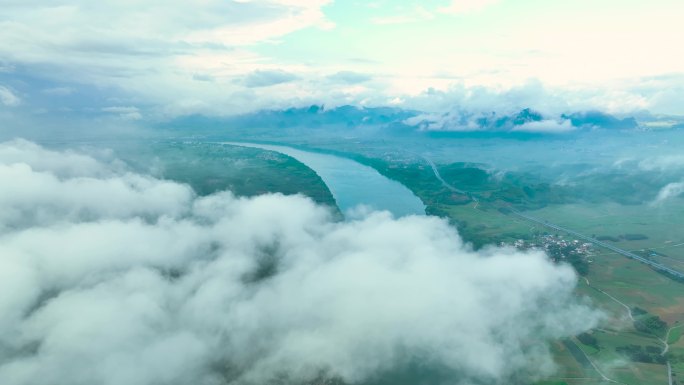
[
  {"left": 399, "top": 185, "right": 684, "bottom": 384},
  {"left": 528, "top": 202, "right": 684, "bottom": 264},
  {"left": 502, "top": 203, "right": 684, "bottom": 385},
  {"left": 111, "top": 144, "right": 684, "bottom": 385}
]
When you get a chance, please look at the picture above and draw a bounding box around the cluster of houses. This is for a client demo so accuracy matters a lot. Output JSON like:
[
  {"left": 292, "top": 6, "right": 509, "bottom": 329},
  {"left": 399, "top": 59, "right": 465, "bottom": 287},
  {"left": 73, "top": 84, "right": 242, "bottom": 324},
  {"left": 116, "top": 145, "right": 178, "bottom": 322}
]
[{"left": 501, "top": 235, "right": 594, "bottom": 262}]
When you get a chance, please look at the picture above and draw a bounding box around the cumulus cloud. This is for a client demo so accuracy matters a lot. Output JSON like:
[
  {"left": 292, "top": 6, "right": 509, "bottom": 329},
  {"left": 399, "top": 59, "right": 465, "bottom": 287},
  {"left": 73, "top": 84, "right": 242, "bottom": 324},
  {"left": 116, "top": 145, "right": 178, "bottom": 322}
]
[
  {"left": 405, "top": 81, "right": 570, "bottom": 116},
  {"left": 639, "top": 155, "right": 684, "bottom": 172},
  {"left": 0, "top": 1, "right": 332, "bottom": 117},
  {"left": 512, "top": 120, "right": 575, "bottom": 134},
  {"left": 0, "top": 86, "right": 21, "bottom": 107},
  {"left": 0, "top": 140, "right": 600, "bottom": 385},
  {"left": 0, "top": 1, "right": 332, "bottom": 55},
  {"left": 651, "top": 181, "right": 684, "bottom": 206},
  {"left": 404, "top": 108, "right": 576, "bottom": 134},
  {"left": 0, "top": 139, "right": 115, "bottom": 178},
  {"left": 2, "top": 0, "right": 684, "bottom": 120}
]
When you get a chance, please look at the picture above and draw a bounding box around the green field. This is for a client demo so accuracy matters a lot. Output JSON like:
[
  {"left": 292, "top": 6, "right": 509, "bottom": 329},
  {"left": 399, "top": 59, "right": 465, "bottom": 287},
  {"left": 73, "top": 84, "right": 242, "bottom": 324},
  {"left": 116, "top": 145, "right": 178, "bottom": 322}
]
[
  {"left": 668, "top": 325, "right": 683, "bottom": 344},
  {"left": 503, "top": 202, "right": 684, "bottom": 385},
  {"left": 351, "top": 157, "right": 684, "bottom": 385},
  {"left": 120, "top": 144, "right": 683, "bottom": 385},
  {"left": 117, "top": 142, "right": 339, "bottom": 210},
  {"left": 527, "top": 202, "right": 684, "bottom": 262},
  {"left": 459, "top": 202, "right": 683, "bottom": 385},
  {"left": 157, "top": 144, "right": 684, "bottom": 384}
]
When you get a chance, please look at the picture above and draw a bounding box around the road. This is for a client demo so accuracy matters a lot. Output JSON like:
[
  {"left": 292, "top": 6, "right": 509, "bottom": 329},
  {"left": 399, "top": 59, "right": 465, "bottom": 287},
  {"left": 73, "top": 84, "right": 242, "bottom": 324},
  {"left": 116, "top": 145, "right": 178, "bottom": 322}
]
[
  {"left": 661, "top": 326, "right": 678, "bottom": 385},
  {"left": 422, "top": 161, "right": 679, "bottom": 384},
  {"left": 423, "top": 157, "right": 479, "bottom": 202},
  {"left": 423, "top": 157, "right": 683, "bottom": 279},
  {"left": 662, "top": 325, "right": 682, "bottom": 356},
  {"left": 564, "top": 339, "right": 626, "bottom": 384},
  {"left": 510, "top": 209, "right": 684, "bottom": 279},
  {"left": 511, "top": 209, "right": 683, "bottom": 385},
  {"left": 583, "top": 277, "right": 634, "bottom": 321}
]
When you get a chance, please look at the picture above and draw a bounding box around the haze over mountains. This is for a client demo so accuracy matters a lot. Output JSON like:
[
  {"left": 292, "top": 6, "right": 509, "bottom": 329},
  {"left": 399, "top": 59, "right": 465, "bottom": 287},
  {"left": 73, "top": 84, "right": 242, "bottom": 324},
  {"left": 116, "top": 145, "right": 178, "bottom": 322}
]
[
  {"left": 167, "top": 105, "right": 655, "bottom": 134},
  {"left": 2, "top": 1, "right": 684, "bottom": 384}
]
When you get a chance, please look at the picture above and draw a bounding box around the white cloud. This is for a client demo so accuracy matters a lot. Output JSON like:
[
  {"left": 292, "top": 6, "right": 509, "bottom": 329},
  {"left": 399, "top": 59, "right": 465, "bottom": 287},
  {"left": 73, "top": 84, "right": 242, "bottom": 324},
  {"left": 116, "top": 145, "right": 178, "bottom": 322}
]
[
  {"left": 102, "top": 106, "right": 143, "bottom": 120},
  {"left": 512, "top": 120, "right": 575, "bottom": 134},
  {"left": 0, "top": 86, "right": 20, "bottom": 107},
  {"left": 651, "top": 181, "right": 684, "bottom": 206},
  {"left": 0, "top": 1, "right": 333, "bottom": 116},
  {"left": 0, "top": 140, "right": 601, "bottom": 385},
  {"left": 639, "top": 155, "right": 684, "bottom": 172},
  {"left": 405, "top": 81, "right": 570, "bottom": 116},
  {"left": 0, "top": 1, "right": 333, "bottom": 53},
  {"left": 401, "top": 84, "right": 578, "bottom": 133},
  {"left": 1, "top": 0, "right": 684, "bottom": 119},
  {"left": 184, "top": 0, "right": 334, "bottom": 45},
  {"left": 0, "top": 139, "right": 113, "bottom": 179}
]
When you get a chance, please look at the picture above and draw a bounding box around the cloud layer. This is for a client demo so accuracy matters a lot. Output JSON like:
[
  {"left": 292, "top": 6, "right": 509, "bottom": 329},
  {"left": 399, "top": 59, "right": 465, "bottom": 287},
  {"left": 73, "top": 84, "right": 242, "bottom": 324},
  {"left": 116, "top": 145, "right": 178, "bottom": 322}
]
[
  {"left": 652, "top": 181, "right": 684, "bottom": 206},
  {"left": 2, "top": 1, "right": 683, "bottom": 120},
  {"left": 0, "top": 86, "right": 20, "bottom": 107},
  {"left": 0, "top": 140, "right": 599, "bottom": 385}
]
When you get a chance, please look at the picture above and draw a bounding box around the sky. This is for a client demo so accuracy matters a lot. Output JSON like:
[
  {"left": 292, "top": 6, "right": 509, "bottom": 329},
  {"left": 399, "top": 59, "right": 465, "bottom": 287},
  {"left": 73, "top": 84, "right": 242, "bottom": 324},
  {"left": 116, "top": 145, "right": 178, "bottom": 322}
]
[{"left": 0, "top": 0, "right": 683, "bottom": 120}]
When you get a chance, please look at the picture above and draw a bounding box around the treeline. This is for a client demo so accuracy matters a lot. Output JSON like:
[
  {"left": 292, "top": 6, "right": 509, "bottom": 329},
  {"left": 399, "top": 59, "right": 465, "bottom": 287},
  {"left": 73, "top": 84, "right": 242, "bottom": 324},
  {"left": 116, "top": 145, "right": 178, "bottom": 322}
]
[
  {"left": 595, "top": 234, "right": 649, "bottom": 242},
  {"left": 634, "top": 315, "right": 668, "bottom": 338},
  {"left": 576, "top": 333, "right": 598, "bottom": 349},
  {"left": 615, "top": 344, "right": 666, "bottom": 364},
  {"left": 545, "top": 242, "right": 589, "bottom": 276}
]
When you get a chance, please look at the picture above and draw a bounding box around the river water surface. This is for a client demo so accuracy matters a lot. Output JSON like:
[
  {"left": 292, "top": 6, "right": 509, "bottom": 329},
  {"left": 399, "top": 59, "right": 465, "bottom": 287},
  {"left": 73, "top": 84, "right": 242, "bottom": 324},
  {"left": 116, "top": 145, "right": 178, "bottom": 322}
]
[{"left": 225, "top": 142, "right": 425, "bottom": 218}]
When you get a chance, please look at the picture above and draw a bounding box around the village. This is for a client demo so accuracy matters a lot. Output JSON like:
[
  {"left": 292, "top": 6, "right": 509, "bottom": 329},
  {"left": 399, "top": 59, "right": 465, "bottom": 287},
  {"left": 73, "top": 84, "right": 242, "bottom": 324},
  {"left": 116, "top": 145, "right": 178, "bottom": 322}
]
[{"left": 502, "top": 235, "right": 594, "bottom": 274}]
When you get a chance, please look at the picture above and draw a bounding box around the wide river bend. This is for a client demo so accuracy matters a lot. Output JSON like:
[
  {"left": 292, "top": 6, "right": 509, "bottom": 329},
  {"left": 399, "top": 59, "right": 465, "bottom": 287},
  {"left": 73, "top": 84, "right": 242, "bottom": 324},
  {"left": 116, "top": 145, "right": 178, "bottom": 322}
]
[{"left": 224, "top": 142, "right": 426, "bottom": 218}]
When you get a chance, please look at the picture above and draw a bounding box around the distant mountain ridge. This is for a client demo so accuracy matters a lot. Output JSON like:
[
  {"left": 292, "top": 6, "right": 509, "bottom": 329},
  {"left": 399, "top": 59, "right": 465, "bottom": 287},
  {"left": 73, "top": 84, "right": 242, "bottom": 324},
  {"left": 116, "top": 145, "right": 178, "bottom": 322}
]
[
  {"left": 164, "top": 105, "right": 657, "bottom": 134},
  {"left": 166, "top": 105, "right": 415, "bottom": 131}
]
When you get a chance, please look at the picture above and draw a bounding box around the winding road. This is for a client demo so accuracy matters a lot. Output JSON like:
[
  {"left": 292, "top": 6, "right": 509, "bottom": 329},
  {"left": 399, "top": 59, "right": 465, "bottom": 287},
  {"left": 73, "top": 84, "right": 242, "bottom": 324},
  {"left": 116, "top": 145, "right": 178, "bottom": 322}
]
[
  {"left": 423, "top": 157, "right": 479, "bottom": 202},
  {"left": 516, "top": 211, "right": 680, "bottom": 385},
  {"left": 425, "top": 158, "right": 680, "bottom": 384},
  {"left": 510, "top": 209, "right": 684, "bottom": 279},
  {"left": 423, "top": 157, "right": 684, "bottom": 280},
  {"left": 583, "top": 277, "right": 634, "bottom": 321}
]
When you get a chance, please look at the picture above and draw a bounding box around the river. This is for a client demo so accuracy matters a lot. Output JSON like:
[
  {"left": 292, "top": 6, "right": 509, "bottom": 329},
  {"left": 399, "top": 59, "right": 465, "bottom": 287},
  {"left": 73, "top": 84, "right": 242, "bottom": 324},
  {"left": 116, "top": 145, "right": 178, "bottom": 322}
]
[{"left": 224, "top": 142, "right": 425, "bottom": 218}]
